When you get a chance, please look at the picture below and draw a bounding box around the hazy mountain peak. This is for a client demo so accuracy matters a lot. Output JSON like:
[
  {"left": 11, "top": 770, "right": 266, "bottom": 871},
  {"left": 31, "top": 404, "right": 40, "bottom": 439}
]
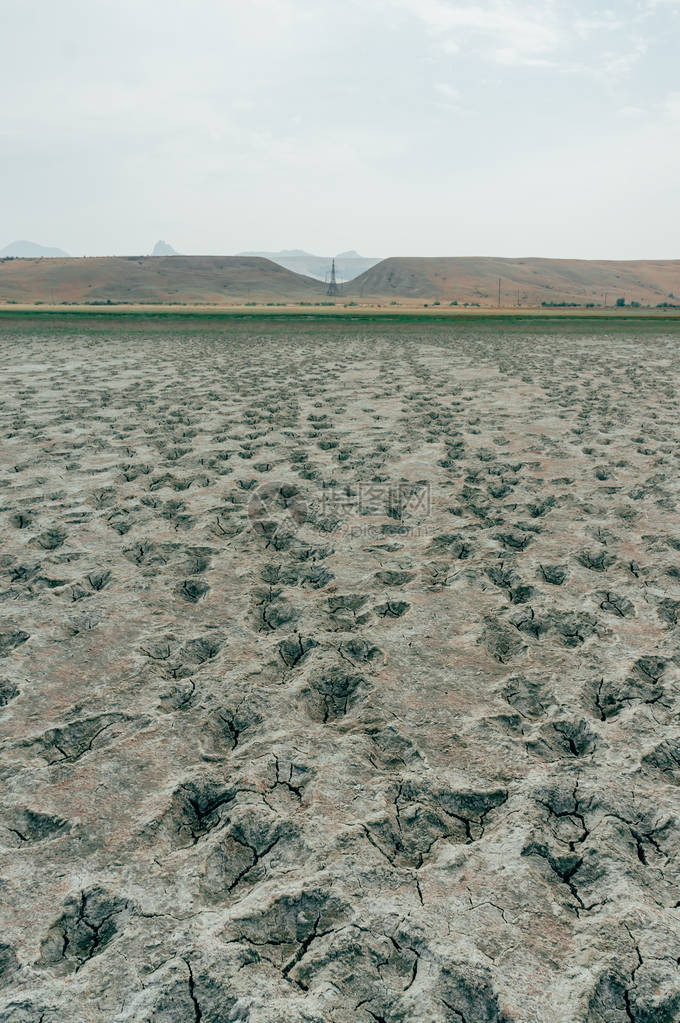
[
  {"left": 238, "top": 249, "right": 312, "bottom": 258},
  {"left": 235, "top": 249, "right": 380, "bottom": 282},
  {"left": 0, "top": 240, "right": 69, "bottom": 258},
  {"left": 152, "top": 240, "right": 178, "bottom": 256}
]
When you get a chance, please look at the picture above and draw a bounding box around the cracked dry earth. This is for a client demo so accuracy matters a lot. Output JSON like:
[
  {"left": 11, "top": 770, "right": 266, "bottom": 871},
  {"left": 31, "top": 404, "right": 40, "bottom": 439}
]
[{"left": 1, "top": 317, "right": 680, "bottom": 1022}]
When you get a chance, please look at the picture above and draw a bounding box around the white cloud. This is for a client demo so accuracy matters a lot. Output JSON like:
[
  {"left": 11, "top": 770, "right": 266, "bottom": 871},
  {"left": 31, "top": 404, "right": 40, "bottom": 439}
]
[
  {"left": 391, "top": 0, "right": 657, "bottom": 79},
  {"left": 618, "top": 104, "right": 647, "bottom": 117},
  {"left": 395, "top": 0, "right": 561, "bottom": 64},
  {"left": 666, "top": 91, "right": 680, "bottom": 119},
  {"left": 435, "top": 82, "right": 462, "bottom": 100}
]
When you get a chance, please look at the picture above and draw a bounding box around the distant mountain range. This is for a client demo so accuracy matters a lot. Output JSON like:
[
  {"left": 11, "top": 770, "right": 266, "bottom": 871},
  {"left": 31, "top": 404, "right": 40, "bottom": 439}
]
[
  {"left": 0, "top": 240, "right": 70, "bottom": 258},
  {"left": 1, "top": 238, "right": 182, "bottom": 258},
  {"left": 237, "top": 249, "right": 381, "bottom": 282}
]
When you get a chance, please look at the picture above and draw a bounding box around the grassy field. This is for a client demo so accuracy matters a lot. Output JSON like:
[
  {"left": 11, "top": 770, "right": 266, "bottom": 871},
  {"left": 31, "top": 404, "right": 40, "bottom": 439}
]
[{"left": 2, "top": 302, "right": 680, "bottom": 322}]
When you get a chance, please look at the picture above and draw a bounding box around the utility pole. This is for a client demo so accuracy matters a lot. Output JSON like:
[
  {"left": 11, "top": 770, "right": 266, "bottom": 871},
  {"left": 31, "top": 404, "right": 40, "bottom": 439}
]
[{"left": 498, "top": 278, "right": 502, "bottom": 307}]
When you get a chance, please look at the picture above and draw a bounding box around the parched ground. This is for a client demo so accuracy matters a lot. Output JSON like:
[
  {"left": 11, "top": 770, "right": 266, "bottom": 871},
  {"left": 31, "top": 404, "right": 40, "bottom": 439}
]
[{"left": 1, "top": 317, "right": 679, "bottom": 1022}]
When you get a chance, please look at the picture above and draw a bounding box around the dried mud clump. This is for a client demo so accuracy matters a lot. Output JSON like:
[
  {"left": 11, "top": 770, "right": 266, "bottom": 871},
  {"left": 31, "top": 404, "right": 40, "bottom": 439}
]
[
  {"left": 2, "top": 317, "right": 680, "bottom": 1019},
  {"left": 38, "top": 888, "right": 132, "bottom": 974}
]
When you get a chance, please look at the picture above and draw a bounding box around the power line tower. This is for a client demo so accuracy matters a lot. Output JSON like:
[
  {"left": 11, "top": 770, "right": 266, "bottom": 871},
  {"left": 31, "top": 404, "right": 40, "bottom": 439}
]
[{"left": 327, "top": 258, "right": 339, "bottom": 297}]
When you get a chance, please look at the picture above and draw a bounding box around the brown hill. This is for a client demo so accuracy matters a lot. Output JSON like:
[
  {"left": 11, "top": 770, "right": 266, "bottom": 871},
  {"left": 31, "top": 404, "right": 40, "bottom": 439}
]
[
  {"left": 346, "top": 257, "right": 680, "bottom": 307},
  {"left": 4, "top": 254, "right": 680, "bottom": 309},
  {"left": 0, "top": 255, "right": 326, "bottom": 305}
]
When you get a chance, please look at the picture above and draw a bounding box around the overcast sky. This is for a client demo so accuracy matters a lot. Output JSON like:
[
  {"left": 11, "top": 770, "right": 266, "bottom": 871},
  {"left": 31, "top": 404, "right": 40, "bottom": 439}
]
[{"left": 2, "top": 0, "right": 679, "bottom": 258}]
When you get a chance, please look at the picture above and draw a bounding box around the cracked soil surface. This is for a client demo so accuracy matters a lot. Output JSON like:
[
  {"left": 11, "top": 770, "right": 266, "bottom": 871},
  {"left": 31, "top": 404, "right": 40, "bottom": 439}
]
[{"left": 1, "top": 316, "right": 680, "bottom": 1021}]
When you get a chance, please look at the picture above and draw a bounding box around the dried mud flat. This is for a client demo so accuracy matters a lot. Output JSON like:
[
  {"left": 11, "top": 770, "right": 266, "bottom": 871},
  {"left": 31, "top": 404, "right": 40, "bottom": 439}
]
[{"left": 1, "top": 317, "right": 680, "bottom": 1022}]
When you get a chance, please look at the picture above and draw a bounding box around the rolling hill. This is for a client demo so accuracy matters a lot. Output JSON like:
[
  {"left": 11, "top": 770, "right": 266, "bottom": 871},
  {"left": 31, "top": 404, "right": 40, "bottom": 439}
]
[
  {"left": 0, "top": 255, "right": 326, "bottom": 304},
  {"left": 345, "top": 257, "right": 680, "bottom": 306},
  {"left": 3, "top": 253, "right": 680, "bottom": 308}
]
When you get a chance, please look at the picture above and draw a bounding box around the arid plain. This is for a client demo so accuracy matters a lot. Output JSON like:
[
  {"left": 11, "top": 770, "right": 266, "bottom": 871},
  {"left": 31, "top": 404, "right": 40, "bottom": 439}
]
[{"left": 1, "top": 315, "right": 680, "bottom": 1021}]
